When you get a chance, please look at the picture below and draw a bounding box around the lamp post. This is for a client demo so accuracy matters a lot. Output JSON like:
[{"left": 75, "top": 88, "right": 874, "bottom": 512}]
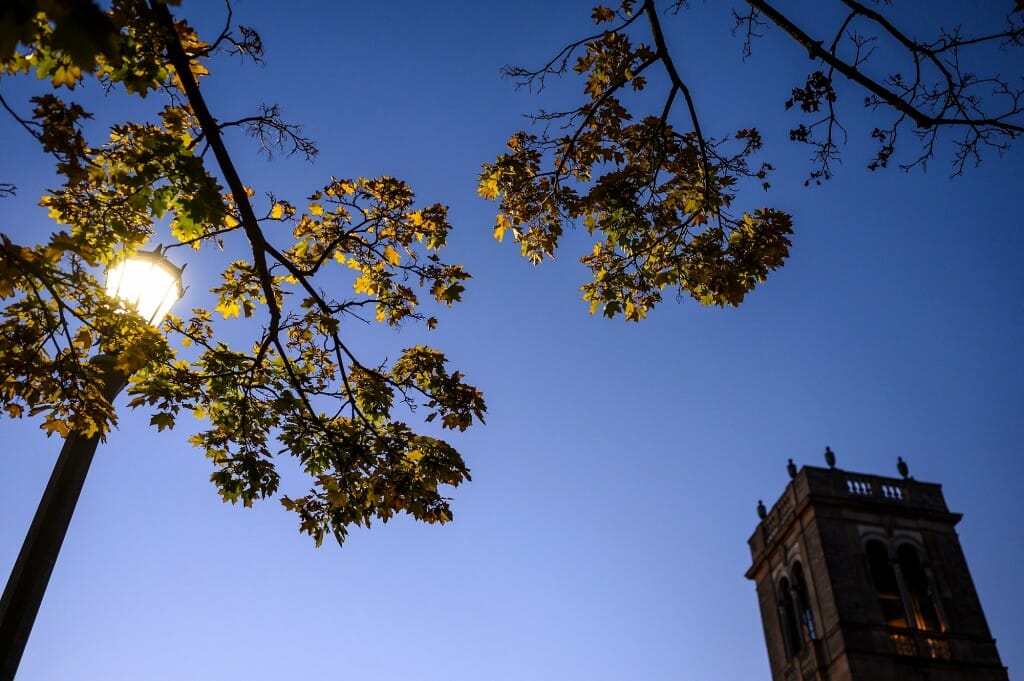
[{"left": 0, "top": 248, "right": 183, "bottom": 681}]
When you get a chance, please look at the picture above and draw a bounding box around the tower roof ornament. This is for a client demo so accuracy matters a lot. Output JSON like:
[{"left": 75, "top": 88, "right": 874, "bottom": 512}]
[
  {"left": 787, "top": 458, "right": 797, "bottom": 479},
  {"left": 824, "top": 446, "right": 836, "bottom": 468},
  {"left": 897, "top": 456, "right": 909, "bottom": 479}
]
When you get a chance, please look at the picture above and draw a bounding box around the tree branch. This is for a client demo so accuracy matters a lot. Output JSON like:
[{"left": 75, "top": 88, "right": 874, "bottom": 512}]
[{"left": 746, "top": 0, "right": 1024, "bottom": 134}]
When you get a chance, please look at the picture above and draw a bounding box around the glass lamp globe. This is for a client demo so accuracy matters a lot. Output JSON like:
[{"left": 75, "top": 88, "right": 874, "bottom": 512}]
[{"left": 105, "top": 248, "right": 185, "bottom": 325}]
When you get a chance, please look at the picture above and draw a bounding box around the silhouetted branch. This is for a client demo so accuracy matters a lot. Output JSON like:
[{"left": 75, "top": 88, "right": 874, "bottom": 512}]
[
  {"left": 220, "top": 104, "right": 318, "bottom": 161},
  {"left": 0, "top": 92, "right": 42, "bottom": 140},
  {"left": 746, "top": 0, "right": 1024, "bottom": 177},
  {"left": 731, "top": 6, "right": 767, "bottom": 59},
  {"left": 226, "top": 25, "right": 265, "bottom": 64}
]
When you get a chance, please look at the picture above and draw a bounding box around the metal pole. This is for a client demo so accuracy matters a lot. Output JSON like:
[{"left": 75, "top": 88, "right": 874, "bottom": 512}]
[{"left": 0, "top": 357, "right": 127, "bottom": 681}]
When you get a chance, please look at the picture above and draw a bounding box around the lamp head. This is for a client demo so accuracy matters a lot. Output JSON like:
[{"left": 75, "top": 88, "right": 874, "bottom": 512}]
[{"left": 105, "top": 248, "right": 184, "bottom": 325}]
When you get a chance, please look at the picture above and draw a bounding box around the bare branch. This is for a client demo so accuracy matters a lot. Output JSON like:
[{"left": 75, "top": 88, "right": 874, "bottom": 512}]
[
  {"left": 220, "top": 104, "right": 318, "bottom": 161},
  {"left": 731, "top": 6, "right": 766, "bottom": 59},
  {"left": 224, "top": 25, "right": 265, "bottom": 65},
  {"left": 746, "top": 0, "right": 1024, "bottom": 175}
]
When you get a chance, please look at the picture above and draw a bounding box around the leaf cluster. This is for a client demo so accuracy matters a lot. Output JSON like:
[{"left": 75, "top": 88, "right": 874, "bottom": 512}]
[
  {"left": 481, "top": 0, "right": 792, "bottom": 320},
  {"left": 483, "top": 0, "right": 1023, "bottom": 313},
  {"left": 0, "top": 0, "right": 484, "bottom": 546}
]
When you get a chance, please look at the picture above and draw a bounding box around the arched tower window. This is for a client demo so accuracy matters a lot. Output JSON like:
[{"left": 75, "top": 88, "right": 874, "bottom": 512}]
[
  {"left": 865, "top": 540, "right": 908, "bottom": 628},
  {"left": 897, "top": 543, "right": 944, "bottom": 631},
  {"left": 778, "top": 576, "right": 802, "bottom": 658},
  {"left": 792, "top": 562, "right": 816, "bottom": 641}
]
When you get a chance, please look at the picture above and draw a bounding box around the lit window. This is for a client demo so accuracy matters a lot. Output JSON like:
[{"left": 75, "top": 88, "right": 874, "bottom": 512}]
[
  {"left": 897, "top": 544, "right": 944, "bottom": 632},
  {"left": 866, "top": 540, "right": 909, "bottom": 628}
]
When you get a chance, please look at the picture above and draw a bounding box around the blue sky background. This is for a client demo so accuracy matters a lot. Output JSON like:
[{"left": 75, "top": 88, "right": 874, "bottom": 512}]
[{"left": 1, "top": 1, "right": 1022, "bottom": 679}]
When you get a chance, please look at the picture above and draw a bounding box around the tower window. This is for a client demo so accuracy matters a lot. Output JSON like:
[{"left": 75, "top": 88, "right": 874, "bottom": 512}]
[
  {"left": 897, "top": 543, "right": 944, "bottom": 632},
  {"left": 792, "top": 562, "right": 817, "bottom": 641},
  {"left": 778, "top": 576, "right": 803, "bottom": 659},
  {"left": 865, "top": 540, "right": 909, "bottom": 628}
]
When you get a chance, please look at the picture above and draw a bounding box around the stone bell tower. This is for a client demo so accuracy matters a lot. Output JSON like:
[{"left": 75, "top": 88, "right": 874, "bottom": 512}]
[{"left": 746, "top": 449, "right": 1008, "bottom": 681}]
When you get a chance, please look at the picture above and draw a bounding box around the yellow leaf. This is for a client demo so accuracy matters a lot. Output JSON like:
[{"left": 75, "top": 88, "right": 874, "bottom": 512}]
[
  {"left": 353, "top": 274, "right": 374, "bottom": 295},
  {"left": 74, "top": 323, "right": 92, "bottom": 344},
  {"left": 51, "top": 64, "right": 81, "bottom": 89},
  {"left": 309, "top": 203, "right": 324, "bottom": 217},
  {"left": 478, "top": 174, "right": 500, "bottom": 200},
  {"left": 215, "top": 299, "right": 241, "bottom": 318},
  {"left": 592, "top": 5, "right": 616, "bottom": 23},
  {"left": 42, "top": 417, "right": 69, "bottom": 438},
  {"left": 271, "top": 203, "right": 284, "bottom": 219},
  {"left": 493, "top": 213, "right": 511, "bottom": 243},
  {"left": 383, "top": 245, "right": 401, "bottom": 266},
  {"left": 78, "top": 420, "right": 100, "bottom": 439}
]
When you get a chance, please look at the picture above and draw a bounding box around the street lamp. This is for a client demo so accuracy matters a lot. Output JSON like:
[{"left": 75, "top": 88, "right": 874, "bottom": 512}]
[{"left": 0, "top": 248, "right": 184, "bottom": 681}]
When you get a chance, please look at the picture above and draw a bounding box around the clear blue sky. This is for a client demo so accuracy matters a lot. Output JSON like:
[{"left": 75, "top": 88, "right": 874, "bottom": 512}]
[{"left": 2, "top": 1, "right": 1022, "bottom": 679}]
